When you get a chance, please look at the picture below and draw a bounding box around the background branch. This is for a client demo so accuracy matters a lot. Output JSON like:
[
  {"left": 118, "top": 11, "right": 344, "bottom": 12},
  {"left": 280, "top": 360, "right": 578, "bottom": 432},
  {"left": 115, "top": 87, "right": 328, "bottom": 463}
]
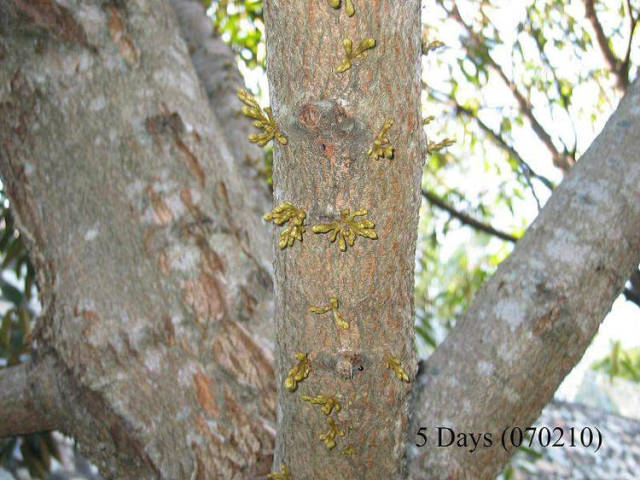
[
  {"left": 446, "top": 3, "right": 574, "bottom": 171},
  {"left": 623, "top": 268, "right": 640, "bottom": 308},
  {"left": 621, "top": 0, "right": 639, "bottom": 85},
  {"left": 0, "top": 358, "right": 62, "bottom": 438},
  {"left": 624, "top": 287, "right": 640, "bottom": 307},
  {"left": 424, "top": 188, "right": 640, "bottom": 311},
  {"left": 422, "top": 189, "right": 519, "bottom": 243},
  {"left": 520, "top": 17, "right": 578, "bottom": 156},
  {"left": 452, "top": 102, "right": 555, "bottom": 193},
  {"left": 170, "top": 0, "right": 272, "bottom": 269},
  {"left": 583, "top": 0, "right": 630, "bottom": 91}
]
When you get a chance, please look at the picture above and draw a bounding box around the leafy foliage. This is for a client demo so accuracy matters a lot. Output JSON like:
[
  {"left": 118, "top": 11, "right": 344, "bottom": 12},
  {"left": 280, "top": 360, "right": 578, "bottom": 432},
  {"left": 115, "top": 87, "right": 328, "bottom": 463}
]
[
  {"left": 592, "top": 341, "right": 640, "bottom": 383},
  {"left": 416, "top": 0, "right": 638, "bottom": 354},
  {"left": 206, "top": 0, "right": 265, "bottom": 70}
]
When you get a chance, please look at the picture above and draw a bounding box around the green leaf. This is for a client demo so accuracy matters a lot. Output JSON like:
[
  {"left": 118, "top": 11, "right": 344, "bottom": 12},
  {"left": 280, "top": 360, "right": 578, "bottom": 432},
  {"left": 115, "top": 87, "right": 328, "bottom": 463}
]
[{"left": 0, "top": 277, "right": 23, "bottom": 305}]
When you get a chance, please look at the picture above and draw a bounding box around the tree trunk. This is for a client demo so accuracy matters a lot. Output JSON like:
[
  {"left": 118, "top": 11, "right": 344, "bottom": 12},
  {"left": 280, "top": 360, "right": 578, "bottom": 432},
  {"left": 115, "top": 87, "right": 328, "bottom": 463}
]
[
  {"left": 0, "top": 1, "right": 276, "bottom": 478},
  {"left": 263, "top": 1, "right": 425, "bottom": 478}
]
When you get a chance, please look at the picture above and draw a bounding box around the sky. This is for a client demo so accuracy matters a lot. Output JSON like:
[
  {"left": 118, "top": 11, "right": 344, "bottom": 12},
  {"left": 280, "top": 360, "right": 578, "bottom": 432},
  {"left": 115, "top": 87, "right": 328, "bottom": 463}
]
[{"left": 418, "top": 0, "right": 640, "bottom": 404}]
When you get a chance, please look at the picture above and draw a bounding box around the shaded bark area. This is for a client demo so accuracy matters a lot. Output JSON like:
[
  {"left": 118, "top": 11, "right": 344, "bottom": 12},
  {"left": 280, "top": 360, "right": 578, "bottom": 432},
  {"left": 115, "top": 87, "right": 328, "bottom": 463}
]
[
  {"left": 264, "top": 1, "right": 425, "bottom": 478},
  {"left": 0, "top": 1, "right": 275, "bottom": 478},
  {"left": 409, "top": 79, "right": 640, "bottom": 480}
]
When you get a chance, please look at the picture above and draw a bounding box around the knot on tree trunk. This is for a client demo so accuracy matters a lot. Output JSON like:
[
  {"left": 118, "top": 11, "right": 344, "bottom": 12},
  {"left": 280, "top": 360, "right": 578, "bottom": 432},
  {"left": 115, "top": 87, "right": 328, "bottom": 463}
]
[
  {"left": 298, "top": 100, "right": 354, "bottom": 136},
  {"left": 296, "top": 100, "right": 371, "bottom": 168}
]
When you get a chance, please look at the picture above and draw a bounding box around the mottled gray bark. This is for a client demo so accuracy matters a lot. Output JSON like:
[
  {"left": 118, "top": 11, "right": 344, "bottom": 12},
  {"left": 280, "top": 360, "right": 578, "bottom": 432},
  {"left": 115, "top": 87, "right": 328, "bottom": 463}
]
[
  {"left": 409, "top": 78, "right": 640, "bottom": 479},
  {"left": 264, "top": 1, "right": 425, "bottom": 478},
  {"left": 169, "top": 0, "right": 275, "bottom": 342},
  {"left": 0, "top": 1, "right": 275, "bottom": 478},
  {"left": 169, "top": 0, "right": 273, "bottom": 240}
]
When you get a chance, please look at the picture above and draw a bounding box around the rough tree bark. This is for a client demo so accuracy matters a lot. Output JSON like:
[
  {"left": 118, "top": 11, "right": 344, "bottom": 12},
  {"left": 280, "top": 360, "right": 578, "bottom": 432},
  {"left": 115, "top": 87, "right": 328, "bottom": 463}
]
[
  {"left": 0, "top": 1, "right": 276, "bottom": 478},
  {"left": 0, "top": 1, "right": 639, "bottom": 479},
  {"left": 409, "top": 78, "right": 640, "bottom": 479},
  {"left": 264, "top": 1, "right": 424, "bottom": 479},
  {"left": 169, "top": 0, "right": 275, "bottom": 341}
]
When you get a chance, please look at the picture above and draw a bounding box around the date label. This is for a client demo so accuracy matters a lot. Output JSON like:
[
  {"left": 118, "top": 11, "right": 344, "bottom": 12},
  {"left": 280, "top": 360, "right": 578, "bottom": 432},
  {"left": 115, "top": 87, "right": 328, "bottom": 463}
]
[{"left": 414, "top": 426, "right": 603, "bottom": 453}]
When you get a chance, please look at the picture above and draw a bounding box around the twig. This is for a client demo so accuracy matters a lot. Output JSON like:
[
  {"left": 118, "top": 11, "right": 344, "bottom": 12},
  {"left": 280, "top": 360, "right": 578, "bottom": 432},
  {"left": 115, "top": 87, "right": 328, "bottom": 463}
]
[
  {"left": 624, "top": 269, "right": 640, "bottom": 308},
  {"left": 624, "top": 288, "right": 640, "bottom": 308},
  {"left": 452, "top": 102, "right": 555, "bottom": 194},
  {"left": 621, "top": 0, "right": 639, "bottom": 90},
  {"left": 583, "top": 0, "right": 628, "bottom": 91},
  {"left": 446, "top": 3, "right": 573, "bottom": 171},
  {"left": 519, "top": 17, "right": 578, "bottom": 156},
  {"left": 422, "top": 189, "right": 519, "bottom": 244}
]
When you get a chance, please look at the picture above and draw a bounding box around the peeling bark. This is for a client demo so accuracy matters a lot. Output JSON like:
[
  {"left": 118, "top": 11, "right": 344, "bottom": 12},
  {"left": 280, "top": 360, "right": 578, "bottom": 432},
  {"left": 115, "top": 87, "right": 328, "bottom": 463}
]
[
  {"left": 409, "top": 79, "right": 640, "bottom": 480},
  {"left": 264, "top": 1, "right": 425, "bottom": 478}
]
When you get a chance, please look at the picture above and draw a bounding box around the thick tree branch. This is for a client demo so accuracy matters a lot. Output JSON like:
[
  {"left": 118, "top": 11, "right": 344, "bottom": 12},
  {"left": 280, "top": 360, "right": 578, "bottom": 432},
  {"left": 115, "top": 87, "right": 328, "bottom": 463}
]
[
  {"left": 422, "top": 189, "right": 518, "bottom": 244},
  {"left": 169, "top": 0, "right": 272, "bottom": 215},
  {"left": 169, "top": 0, "right": 275, "bottom": 342},
  {"left": 264, "top": 2, "right": 425, "bottom": 477},
  {"left": 410, "top": 78, "right": 640, "bottom": 479},
  {"left": 0, "top": 358, "right": 62, "bottom": 437},
  {"left": 1, "top": 1, "right": 275, "bottom": 477}
]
